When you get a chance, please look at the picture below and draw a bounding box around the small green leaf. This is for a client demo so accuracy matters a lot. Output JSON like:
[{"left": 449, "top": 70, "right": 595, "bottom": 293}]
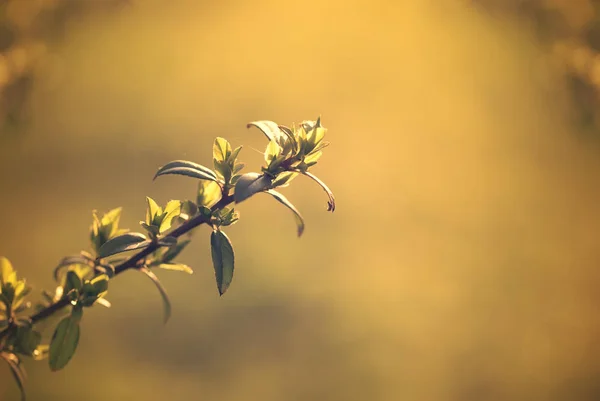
[
  {"left": 154, "top": 160, "right": 218, "bottom": 181},
  {"left": 233, "top": 173, "right": 273, "bottom": 204},
  {"left": 210, "top": 230, "right": 235, "bottom": 296},
  {"left": 157, "top": 263, "right": 193, "bottom": 274},
  {"left": 154, "top": 166, "right": 219, "bottom": 183},
  {"left": 197, "top": 180, "right": 222, "bottom": 208},
  {"left": 15, "top": 326, "right": 42, "bottom": 356},
  {"left": 0, "top": 257, "right": 16, "bottom": 287},
  {"left": 264, "top": 139, "right": 281, "bottom": 165},
  {"left": 1, "top": 352, "right": 26, "bottom": 401},
  {"left": 159, "top": 200, "right": 182, "bottom": 233},
  {"left": 64, "top": 271, "right": 82, "bottom": 294},
  {"left": 297, "top": 171, "right": 336, "bottom": 212},
  {"left": 230, "top": 146, "right": 242, "bottom": 163},
  {"left": 213, "top": 137, "right": 232, "bottom": 163},
  {"left": 265, "top": 190, "right": 306, "bottom": 237},
  {"left": 97, "top": 233, "right": 150, "bottom": 258},
  {"left": 247, "top": 120, "right": 285, "bottom": 142},
  {"left": 271, "top": 171, "right": 298, "bottom": 188},
  {"left": 139, "top": 267, "right": 171, "bottom": 324},
  {"left": 145, "top": 197, "right": 161, "bottom": 226},
  {"left": 48, "top": 308, "right": 82, "bottom": 371},
  {"left": 53, "top": 254, "right": 93, "bottom": 282},
  {"left": 140, "top": 222, "right": 160, "bottom": 237},
  {"left": 90, "top": 274, "right": 109, "bottom": 296}
]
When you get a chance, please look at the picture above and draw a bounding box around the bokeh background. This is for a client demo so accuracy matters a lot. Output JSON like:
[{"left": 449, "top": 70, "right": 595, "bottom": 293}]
[{"left": 1, "top": 0, "right": 600, "bottom": 400}]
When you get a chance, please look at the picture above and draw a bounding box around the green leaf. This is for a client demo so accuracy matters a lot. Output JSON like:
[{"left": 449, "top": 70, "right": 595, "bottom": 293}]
[
  {"left": 230, "top": 146, "right": 242, "bottom": 163},
  {"left": 154, "top": 166, "right": 219, "bottom": 183},
  {"left": 265, "top": 190, "right": 305, "bottom": 237},
  {"left": 145, "top": 197, "right": 161, "bottom": 226},
  {"left": 1, "top": 352, "right": 26, "bottom": 401},
  {"left": 297, "top": 171, "right": 336, "bottom": 212},
  {"left": 139, "top": 267, "right": 171, "bottom": 324},
  {"left": 15, "top": 326, "right": 42, "bottom": 356},
  {"left": 233, "top": 173, "right": 273, "bottom": 204},
  {"left": 197, "top": 179, "right": 222, "bottom": 208},
  {"left": 48, "top": 307, "right": 82, "bottom": 371},
  {"left": 247, "top": 120, "right": 284, "bottom": 142},
  {"left": 154, "top": 160, "right": 217, "bottom": 181},
  {"left": 264, "top": 140, "right": 281, "bottom": 164},
  {"left": 64, "top": 271, "right": 82, "bottom": 294},
  {"left": 140, "top": 222, "right": 160, "bottom": 237},
  {"left": 97, "top": 233, "right": 150, "bottom": 258},
  {"left": 0, "top": 257, "right": 16, "bottom": 287},
  {"left": 210, "top": 230, "right": 235, "bottom": 296},
  {"left": 159, "top": 200, "right": 182, "bottom": 233},
  {"left": 213, "top": 137, "right": 232, "bottom": 163},
  {"left": 157, "top": 263, "right": 193, "bottom": 274},
  {"left": 90, "top": 274, "right": 109, "bottom": 296},
  {"left": 271, "top": 171, "right": 298, "bottom": 188},
  {"left": 53, "top": 254, "right": 93, "bottom": 282}
]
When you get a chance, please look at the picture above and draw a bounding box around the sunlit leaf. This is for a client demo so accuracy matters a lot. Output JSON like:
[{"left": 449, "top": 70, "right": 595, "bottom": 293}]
[
  {"left": 210, "top": 230, "right": 235, "bottom": 296},
  {"left": 265, "top": 140, "right": 282, "bottom": 165},
  {"left": 49, "top": 307, "right": 82, "bottom": 371},
  {"left": 265, "top": 190, "right": 305, "bottom": 237},
  {"left": 197, "top": 179, "right": 222, "bottom": 208},
  {"left": 0, "top": 256, "right": 16, "bottom": 287},
  {"left": 97, "top": 233, "right": 150, "bottom": 258},
  {"left": 271, "top": 171, "right": 298, "bottom": 188},
  {"left": 154, "top": 160, "right": 217, "bottom": 181},
  {"left": 154, "top": 166, "right": 219, "bottom": 183},
  {"left": 145, "top": 197, "right": 161, "bottom": 226},
  {"left": 159, "top": 200, "right": 182, "bottom": 233},
  {"left": 233, "top": 173, "right": 273, "bottom": 204},
  {"left": 157, "top": 263, "right": 193, "bottom": 274},
  {"left": 139, "top": 267, "right": 171, "bottom": 324},
  {"left": 213, "top": 137, "right": 232, "bottom": 163},
  {"left": 1, "top": 352, "right": 26, "bottom": 401},
  {"left": 297, "top": 171, "right": 336, "bottom": 212},
  {"left": 247, "top": 120, "right": 284, "bottom": 142}
]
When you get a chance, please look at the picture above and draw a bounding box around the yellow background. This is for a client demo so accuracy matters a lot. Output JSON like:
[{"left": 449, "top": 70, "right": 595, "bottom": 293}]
[{"left": 1, "top": 1, "right": 600, "bottom": 400}]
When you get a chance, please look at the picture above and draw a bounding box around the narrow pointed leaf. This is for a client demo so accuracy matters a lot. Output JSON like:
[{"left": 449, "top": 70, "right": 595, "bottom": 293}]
[
  {"left": 234, "top": 173, "right": 273, "bottom": 204},
  {"left": 210, "top": 230, "right": 235, "bottom": 295},
  {"left": 298, "top": 171, "right": 336, "bottom": 212},
  {"left": 154, "top": 160, "right": 217, "bottom": 181},
  {"left": 265, "top": 190, "right": 306, "bottom": 237},
  {"left": 49, "top": 308, "right": 82, "bottom": 371},
  {"left": 98, "top": 233, "right": 150, "bottom": 258},
  {"left": 247, "top": 120, "right": 284, "bottom": 142},
  {"left": 154, "top": 166, "right": 219, "bottom": 183},
  {"left": 139, "top": 267, "right": 171, "bottom": 324},
  {"left": 1, "top": 352, "right": 26, "bottom": 401},
  {"left": 158, "top": 263, "right": 194, "bottom": 274}
]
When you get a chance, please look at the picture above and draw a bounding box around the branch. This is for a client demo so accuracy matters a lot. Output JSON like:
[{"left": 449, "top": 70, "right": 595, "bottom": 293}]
[{"left": 7, "top": 193, "right": 234, "bottom": 330}]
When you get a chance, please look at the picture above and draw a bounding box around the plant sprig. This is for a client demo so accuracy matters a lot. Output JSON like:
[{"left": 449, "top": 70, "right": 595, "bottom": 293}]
[{"left": 0, "top": 117, "right": 335, "bottom": 400}]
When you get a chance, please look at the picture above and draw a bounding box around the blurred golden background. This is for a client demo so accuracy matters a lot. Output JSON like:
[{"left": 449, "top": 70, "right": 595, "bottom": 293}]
[{"left": 2, "top": 0, "right": 600, "bottom": 400}]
